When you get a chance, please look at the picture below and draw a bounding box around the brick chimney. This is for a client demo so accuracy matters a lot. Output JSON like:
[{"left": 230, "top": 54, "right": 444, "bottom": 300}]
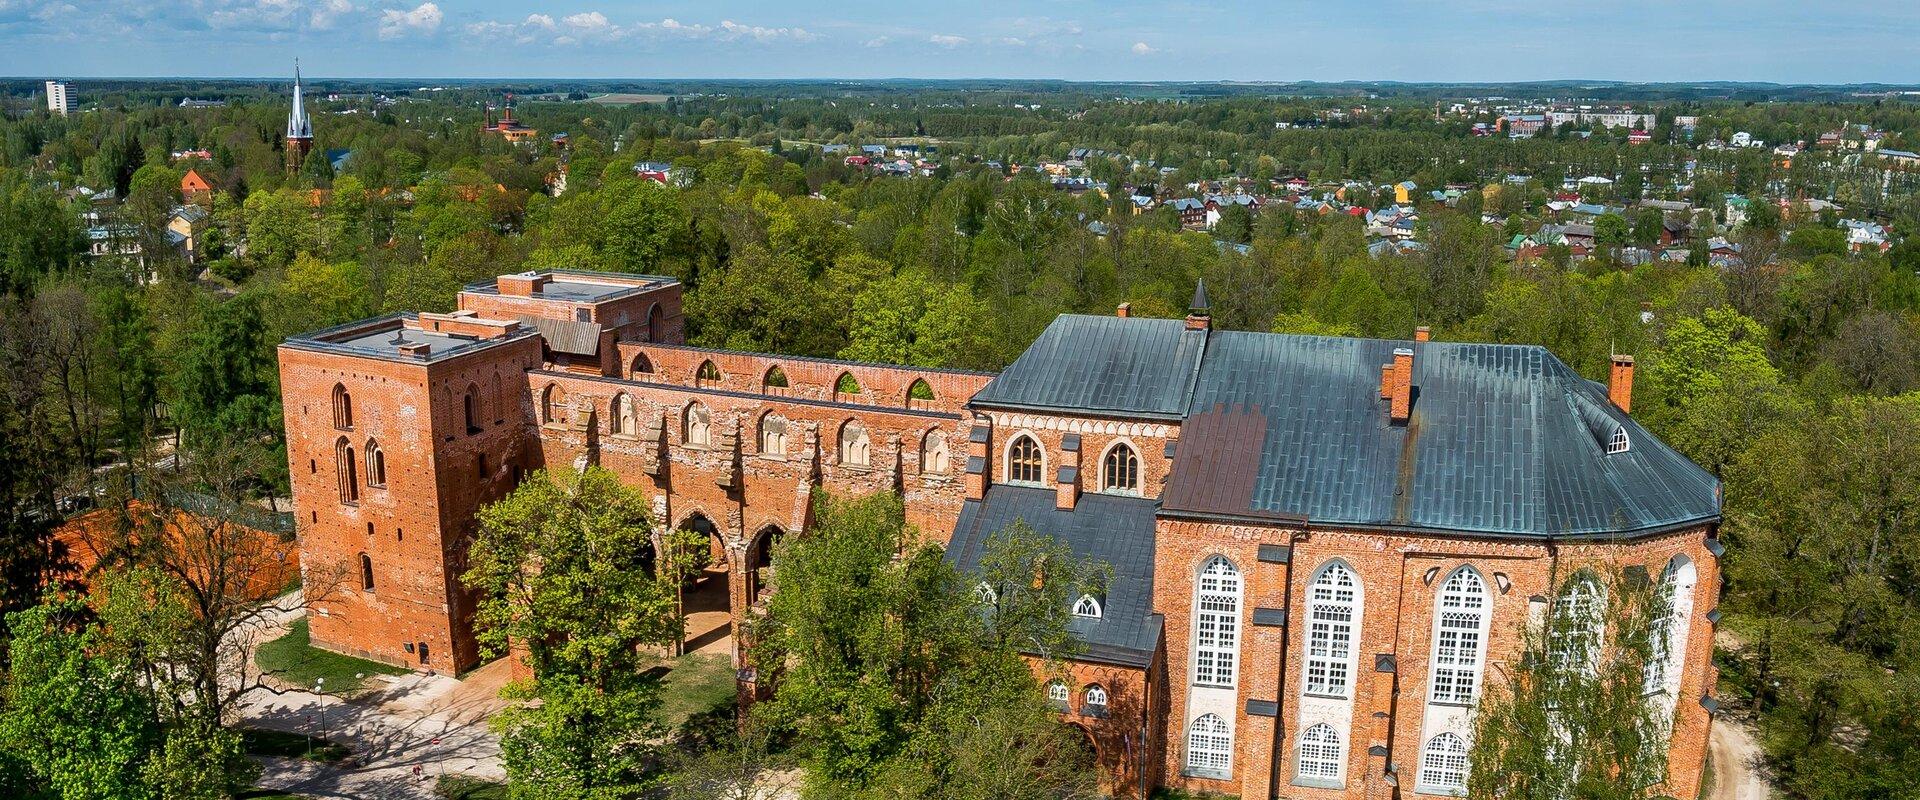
[
  {"left": 1414, "top": 325, "right": 1430, "bottom": 342},
  {"left": 1390, "top": 347, "right": 1414, "bottom": 424},
  {"left": 1609, "top": 355, "right": 1635, "bottom": 413},
  {"left": 1116, "top": 302, "right": 1131, "bottom": 318}
]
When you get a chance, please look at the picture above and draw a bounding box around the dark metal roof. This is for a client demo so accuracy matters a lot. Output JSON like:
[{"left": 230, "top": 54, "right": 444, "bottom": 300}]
[
  {"left": 516, "top": 315, "right": 603, "bottom": 356},
  {"left": 946, "top": 485, "right": 1162, "bottom": 668},
  {"left": 969, "top": 315, "right": 1206, "bottom": 419},
  {"left": 1165, "top": 331, "right": 1720, "bottom": 538}
]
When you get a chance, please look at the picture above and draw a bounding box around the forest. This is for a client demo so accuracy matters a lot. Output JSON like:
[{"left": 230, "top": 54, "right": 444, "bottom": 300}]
[{"left": 2, "top": 82, "right": 1920, "bottom": 798}]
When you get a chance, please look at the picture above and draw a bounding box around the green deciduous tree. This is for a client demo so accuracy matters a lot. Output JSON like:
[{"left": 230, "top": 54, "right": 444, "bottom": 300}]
[
  {"left": 464, "top": 466, "right": 683, "bottom": 799},
  {"left": 757, "top": 492, "right": 1102, "bottom": 799},
  {"left": 0, "top": 593, "right": 160, "bottom": 800},
  {"left": 1468, "top": 569, "right": 1669, "bottom": 800}
]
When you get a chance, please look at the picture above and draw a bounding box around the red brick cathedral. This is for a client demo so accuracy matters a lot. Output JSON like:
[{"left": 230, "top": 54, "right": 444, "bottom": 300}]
[{"left": 281, "top": 270, "right": 1721, "bottom": 798}]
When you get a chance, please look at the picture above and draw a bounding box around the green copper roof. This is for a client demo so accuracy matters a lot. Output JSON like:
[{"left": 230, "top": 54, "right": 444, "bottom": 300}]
[
  {"left": 976, "top": 316, "right": 1721, "bottom": 539},
  {"left": 970, "top": 314, "right": 1205, "bottom": 419}
]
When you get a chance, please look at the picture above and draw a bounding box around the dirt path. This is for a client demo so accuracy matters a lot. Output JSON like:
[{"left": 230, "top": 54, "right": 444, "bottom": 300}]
[{"left": 1710, "top": 714, "right": 1770, "bottom": 800}]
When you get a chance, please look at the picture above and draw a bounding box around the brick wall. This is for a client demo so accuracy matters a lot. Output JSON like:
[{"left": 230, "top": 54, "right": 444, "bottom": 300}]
[
  {"left": 280, "top": 334, "right": 542, "bottom": 674},
  {"left": 1152, "top": 518, "right": 1720, "bottom": 800}
]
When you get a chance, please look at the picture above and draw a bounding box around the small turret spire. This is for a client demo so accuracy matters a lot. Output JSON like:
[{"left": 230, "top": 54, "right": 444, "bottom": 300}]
[{"left": 1185, "top": 279, "right": 1212, "bottom": 331}]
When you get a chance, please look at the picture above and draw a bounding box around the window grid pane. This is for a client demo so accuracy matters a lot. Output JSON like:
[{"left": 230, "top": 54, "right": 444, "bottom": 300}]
[
  {"left": 1305, "top": 564, "right": 1358, "bottom": 698},
  {"left": 1186, "top": 714, "right": 1233, "bottom": 774},
  {"left": 1420, "top": 733, "right": 1469, "bottom": 792},
  {"left": 1297, "top": 723, "right": 1343, "bottom": 780},
  {"left": 1193, "top": 557, "right": 1242, "bottom": 688},
  {"left": 1430, "top": 568, "right": 1489, "bottom": 705}
]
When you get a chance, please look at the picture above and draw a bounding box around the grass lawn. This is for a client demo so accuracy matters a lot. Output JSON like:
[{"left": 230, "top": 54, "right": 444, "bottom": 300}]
[
  {"left": 656, "top": 650, "right": 738, "bottom": 729},
  {"left": 256, "top": 618, "right": 406, "bottom": 695},
  {"left": 437, "top": 775, "right": 509, "bottom": 799},
  {"left": 241, "top": 727, "right": 351, "bottom": 763}
]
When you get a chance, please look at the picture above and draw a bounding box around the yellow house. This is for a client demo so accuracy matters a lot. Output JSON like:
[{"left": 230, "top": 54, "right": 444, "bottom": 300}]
[
  {"left": 1393, "top": 180, "right": 1417, "bottom": 205},
  {"left": 166, "top": 205, "right": 210, "bottom": 264}
]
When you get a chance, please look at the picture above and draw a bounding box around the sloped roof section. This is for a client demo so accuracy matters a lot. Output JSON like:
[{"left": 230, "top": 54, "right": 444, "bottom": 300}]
[
  {"left": 946, "top": 485, "right": 1162, "bottom": 667},
  {"left": 1165, "top": 331, "right": 1719, "bottom": 538},
  {"left": 970, "top": 315, "right": 1206, "bottom": 419},
  {"left": 516, "top": 315, "right": 603, "bottom": 357}
]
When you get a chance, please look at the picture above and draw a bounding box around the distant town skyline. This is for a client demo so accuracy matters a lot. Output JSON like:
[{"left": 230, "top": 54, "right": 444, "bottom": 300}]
[{"left": 4, "top": 0, "right": 1919, "bottom": 84}]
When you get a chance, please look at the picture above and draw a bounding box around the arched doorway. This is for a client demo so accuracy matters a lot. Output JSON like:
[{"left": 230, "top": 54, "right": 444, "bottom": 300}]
[
  {"left": 747, "top": 525, "right": 783, "bottom": 605},
  {"left": 676, "top": 513, "right": 732, "bottom": 656}
]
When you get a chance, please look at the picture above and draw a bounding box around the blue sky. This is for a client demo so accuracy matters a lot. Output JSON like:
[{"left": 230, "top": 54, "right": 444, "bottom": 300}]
[{"left": 3, "top": 1, "right": 1918, "bottom": 83}]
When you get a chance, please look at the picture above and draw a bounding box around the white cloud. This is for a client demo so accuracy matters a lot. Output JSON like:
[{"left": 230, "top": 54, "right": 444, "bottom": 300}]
[
  {"left": 1131, "top": 41, "right": 1156, "bottom": 55},
  {"left": 864, "top": 35, "right": 890, "bottom": 47},
  {"left": 377, "top": 2, "right": 440, "bottom": 39},
  {"left": 308, "top": 0, "right": 354, "bottom": 29},
  {"left": 464, "top": 12, "right": 813, "bottom": 46},
  {"left": 30, "top": 1, "right": 75, "bottom": 21},
  {"left": 928, "top": 33, "right": 967, "bottom": 48}
]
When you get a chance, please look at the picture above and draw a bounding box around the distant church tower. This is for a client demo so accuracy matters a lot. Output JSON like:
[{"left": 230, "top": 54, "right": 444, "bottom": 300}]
[{"left": 285, "top": 61, "right": 314, "bottom": 173}]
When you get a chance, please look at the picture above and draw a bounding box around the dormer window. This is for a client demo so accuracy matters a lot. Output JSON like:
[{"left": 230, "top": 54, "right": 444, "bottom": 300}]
[
  {"left": 1073, "top": 593, "right": 1103, "bottom": 619},
  {"left": 1606, "top": 426, "right": 1630, "bottom": 454}
]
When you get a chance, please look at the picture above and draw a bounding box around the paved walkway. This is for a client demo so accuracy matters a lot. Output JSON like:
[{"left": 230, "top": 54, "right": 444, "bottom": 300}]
[{"left": 235, "top": 595, "right": 506, "bottom": 799}]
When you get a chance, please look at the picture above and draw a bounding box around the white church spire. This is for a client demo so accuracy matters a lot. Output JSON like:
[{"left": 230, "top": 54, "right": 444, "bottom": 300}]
[{"left": 286, "top": 60, "right": 313, "bottom": 141}]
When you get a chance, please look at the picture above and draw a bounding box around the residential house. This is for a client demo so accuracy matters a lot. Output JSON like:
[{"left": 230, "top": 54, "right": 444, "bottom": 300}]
[
  {"left": 634, "top": 162, "right": 675, "bottom": 185},
  {"left": 1842, "top": 219, "right": 1893, "bottom": 253},
  {"left": 1170, "top": 198, "right": 1209, "bottom": 230},
  {"left": 181, "top": 169, "right": 214, "bottom": 205},
  {"left": 166, "top": 205, "right": 211, "bottom": 264}
]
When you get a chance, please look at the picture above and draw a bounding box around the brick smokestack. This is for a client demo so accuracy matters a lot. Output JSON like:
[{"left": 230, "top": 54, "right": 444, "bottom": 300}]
[
  {"left": 1610, "top": 355, "right": 1636, "bottom": 413},
  {"left": 1116, "top": 302, "right": 1131, "bottom": 318},
  {"left": 1414, "top": 325, "right": 1430, "bottom": 342},
  {"left": 1390, "top": 347, "right": 1414, "bottom": 424}
]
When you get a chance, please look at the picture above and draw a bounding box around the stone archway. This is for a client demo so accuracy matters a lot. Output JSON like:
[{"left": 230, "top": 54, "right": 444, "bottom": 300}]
[
  {"left": 676, "top": 513, "right": 733, "bottom": 657},
  {"left": 747, "top": 525, "right": 784, "bottom": 605}
]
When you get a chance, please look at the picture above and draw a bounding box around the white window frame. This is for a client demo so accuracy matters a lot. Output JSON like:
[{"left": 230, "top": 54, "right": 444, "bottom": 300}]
[
  {"left": 1185, "top": 713, "right": 1234, "bottom": 778},
  {"left": 975, "top": 581, "right": 998, "bottom": 605},
  {"left": 1552, "top": 572, "right": 1607, "bottom": 676},
  {"left": 1192, "top": 556, "right": 1243, "bottom": 688},
  {"left": 1047, "top": 680, "right": 1069, "bottom": 707},
  {"left": 1295, "top": 722, "right": 1344, "bottom": 786},
  {"left": 1304, "top": 561, "right": 1362, "bottom": 699},
  {"left": 1429, "top": 566, "right": 1491, "bottom": 706},
  {"left": 1073, "top": 593, "right": 1103, "bottom": 619},
  {"left": 1607, "top": 426, "right": 1631, "bottom": 454},
  {"left": 1417, "top": 732, "right": 1470, "bottom": 795},
  {"left": 1645, "top": 556, "right": 1697, "bottom": 698},
  {"left": 1084, "top": 684, "right": 1109, "bottom": 710}
]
